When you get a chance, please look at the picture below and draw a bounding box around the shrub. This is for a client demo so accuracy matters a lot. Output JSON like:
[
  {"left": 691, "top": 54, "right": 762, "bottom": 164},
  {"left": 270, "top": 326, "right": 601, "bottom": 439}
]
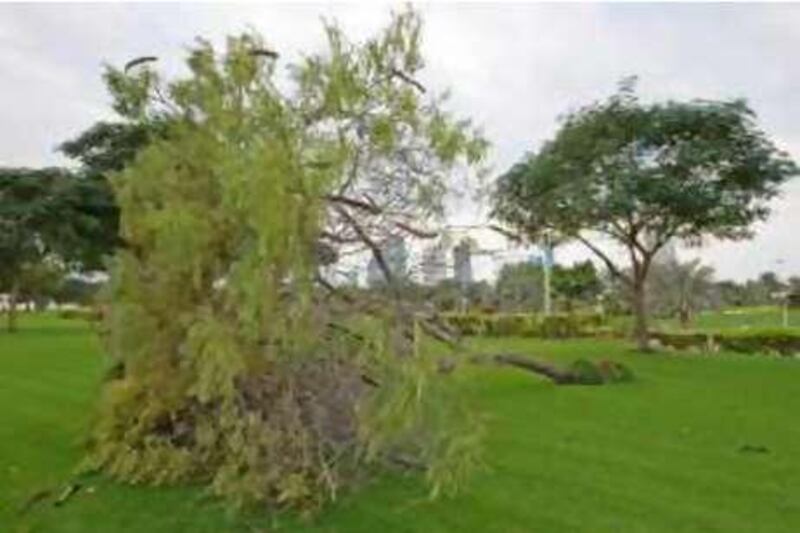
[
  {"left": 596, "top": 359, "right": 635, "bottom": 383},
  {"left": 716, "top": 329, "right": 800, "bottom": 356},
  {"left": 58, "top": 307, "right": 102, "bottom": 322},
  {"left": 567, "top": 359, "right": 604, "bottom": 384},
  {"left": 649, "top": 329, "right": 800, "bottom": 356},
  {"left": 442, "top": 312, "right": 605, "bottom": 339}
]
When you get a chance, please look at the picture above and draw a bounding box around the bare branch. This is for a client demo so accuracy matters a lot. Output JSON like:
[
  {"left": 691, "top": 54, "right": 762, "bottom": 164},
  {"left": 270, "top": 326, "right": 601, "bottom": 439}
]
[
  {"left": 335, "top": 205, "right": 394, "bottom": 285},
  {"left": 390, "top": 68, "right": 426, "bottom": 94},
  {"left": 325, "top": 194, "right": 382, "bottom": 216},
  {"left": 573, "top": 233, "right": 631, "bottom": 285},
  {"left": 488, "top": 224, "right": 524, "bottom": 243},
  {"left": 124, "top": 56, "right": 157, "bottom": 73},
  {"left": 395, "top": 221, "right": 438, "bottom": 239}
]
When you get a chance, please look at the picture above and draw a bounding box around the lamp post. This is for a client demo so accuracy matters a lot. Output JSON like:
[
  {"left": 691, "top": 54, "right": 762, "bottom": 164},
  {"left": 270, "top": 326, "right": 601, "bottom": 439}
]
[
  {"left": 775, "top": 258, "right": 789, "bottom": 328},
  {"left": 542, "top": 230, "right": 553, "bottom": 316}
]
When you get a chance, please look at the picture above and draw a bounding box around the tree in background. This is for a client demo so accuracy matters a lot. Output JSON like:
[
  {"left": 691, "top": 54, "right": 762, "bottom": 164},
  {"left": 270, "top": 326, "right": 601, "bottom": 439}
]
[
  {"left": 647, "top": 258, "right": 717, "bottom": 327},
  {"left": 495, "top": 262, "right": 545, "bottom": 312},
  {"left": 89, "top": 9, "right": 486, "bottom": 510},
  {"left": 0, "top": 168, "right": 99, "bottom": 330},
  {"left": 494, "top": 260, "right": 601, "bottom": 313},
  {"left": 492, "top": 79, "right": 797, "bottom": 350},
  {"left": 552, "top": 260, "right": 602, "bottom": 312},
  {"left": 58, "top": 121, "right": 164, "bottom": 261}
]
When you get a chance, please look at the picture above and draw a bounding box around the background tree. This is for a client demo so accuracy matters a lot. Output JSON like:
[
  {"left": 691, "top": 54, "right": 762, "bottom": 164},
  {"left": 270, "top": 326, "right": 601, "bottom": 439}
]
[
  {"left": 58, "top": 120, "right": 167, "bottom": 261},
  {"left": 492, "top": 80, "right": 797, "bottom": 350},
  {"left": 495, "top": 262, "right": 545, "bottom": 312},
  {"left": 647, "top": 257, "right": 717, "bottom": 327},
  {"left": 0, "top": 168, "right": 98, "bottom": 330},
  {"left": 552, "top": 260, "right": 602, "bottom": 311}
]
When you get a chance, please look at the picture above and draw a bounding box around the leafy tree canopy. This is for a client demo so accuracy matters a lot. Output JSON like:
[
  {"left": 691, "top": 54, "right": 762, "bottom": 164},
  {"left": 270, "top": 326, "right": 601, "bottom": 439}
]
[{"left": 0, "top": 167, "right": 107, "bottom": 329}]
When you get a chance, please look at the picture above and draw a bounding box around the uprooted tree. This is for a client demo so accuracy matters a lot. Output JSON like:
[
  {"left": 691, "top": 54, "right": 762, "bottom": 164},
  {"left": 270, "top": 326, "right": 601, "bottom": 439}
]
[
  {"left": 492, "top": 79, "right": 798, "bottom": 350},
  {"left": 88, "top": 10, "right": 488, "bottom": 510}
]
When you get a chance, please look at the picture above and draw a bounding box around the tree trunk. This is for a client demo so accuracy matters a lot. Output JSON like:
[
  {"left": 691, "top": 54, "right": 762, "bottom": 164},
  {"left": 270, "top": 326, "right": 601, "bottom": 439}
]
[
  {"left": 678, "top": 301, "right": 691, "bottom": 329},
  {"left": 632, "top": 279, "right": 650, "bottom": 351},
  {"left": 7, "top": 284, "right": 18, "bottom": 333}
]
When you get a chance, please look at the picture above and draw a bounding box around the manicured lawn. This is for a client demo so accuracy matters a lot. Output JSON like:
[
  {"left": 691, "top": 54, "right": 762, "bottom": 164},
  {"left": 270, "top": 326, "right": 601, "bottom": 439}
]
[
  {"left": 653, "top": 306, "right": 800, "bottom": 333},
  {"left": 3, "top": 313, "right": 800, "bottom": 531}
]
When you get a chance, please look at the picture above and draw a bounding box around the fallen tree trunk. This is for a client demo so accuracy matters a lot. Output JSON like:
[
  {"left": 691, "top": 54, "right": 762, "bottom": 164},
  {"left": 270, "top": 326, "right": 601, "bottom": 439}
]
[
  {"left": 468, "top": 352, "right": 632, "bottom": 386},
  {"left": 491, "top": 353, "right": 580, "bottom": 384}
]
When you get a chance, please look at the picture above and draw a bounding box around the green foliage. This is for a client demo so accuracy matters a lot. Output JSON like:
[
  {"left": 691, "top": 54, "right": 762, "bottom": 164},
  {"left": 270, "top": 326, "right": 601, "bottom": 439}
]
[
  {"left": 552, "top": 260, "right": 602, "bottom": 310},
  {"left": 567, "top": 359, "right": 605, "bottom": 385},
  {"left": 90, "top": 8, "right": 485, "bottom": 511},
  {"left": 495, "top": 260, "right": 602, "bottom": 313},
  {"left": 651, "top": 328, "right": 800, "bottom": 356},
  {"left": 494, "top": 81, "right": 797, "bottom": 247},
  {"left": 495, "top": 262, "right": 545, "bottom": 312},
  {"left": 0, "top": 167, "right": 110, "bottom": 329},
  {"left": 442, "top": 312, "right": 605, "bottom": 338},
  {"left": 595, "top": 359, "right": 635, "bottom": 383},
  {"left": 57, "top": 120, "right": 166, "bottom": 261}
]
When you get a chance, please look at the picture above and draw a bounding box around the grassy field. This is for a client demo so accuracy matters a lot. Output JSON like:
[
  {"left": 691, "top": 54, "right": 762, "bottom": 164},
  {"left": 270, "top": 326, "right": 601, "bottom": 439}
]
[
  {"left": 651, "top": 306, "right": 800, "bottom": 333},
  {"left": 3, "top": 313, "right": 800, "bottom": 532}
]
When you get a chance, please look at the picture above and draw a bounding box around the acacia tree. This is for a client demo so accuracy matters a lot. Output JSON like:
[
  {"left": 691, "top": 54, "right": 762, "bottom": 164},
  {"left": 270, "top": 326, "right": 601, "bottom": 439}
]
[
  {"left": 89, "top": 10, "right": 486, "bottom": 510},
  {"left": 492, "top": 81, "right": 797, "bottom": 350}
]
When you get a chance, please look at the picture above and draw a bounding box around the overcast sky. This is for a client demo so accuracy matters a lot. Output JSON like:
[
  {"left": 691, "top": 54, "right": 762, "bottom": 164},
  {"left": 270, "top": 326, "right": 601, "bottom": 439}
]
[{"left": 2, "top": 2, "right": 800, "bottom": 281}]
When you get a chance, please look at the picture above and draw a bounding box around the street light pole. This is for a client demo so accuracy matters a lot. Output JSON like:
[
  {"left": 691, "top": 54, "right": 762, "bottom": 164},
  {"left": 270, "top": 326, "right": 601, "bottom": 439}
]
[{"left": 543, "top": 231, "right": 552, "bottom": 316}]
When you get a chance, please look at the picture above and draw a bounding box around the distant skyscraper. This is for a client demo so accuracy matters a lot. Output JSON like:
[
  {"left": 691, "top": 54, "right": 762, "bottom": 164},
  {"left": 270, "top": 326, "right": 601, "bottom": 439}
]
[
  {"left": 421, "top": 239, "right": 448, "bottom": 285},
  {"left": 453, "top": 239, "right": 473, "bottom": 287}
]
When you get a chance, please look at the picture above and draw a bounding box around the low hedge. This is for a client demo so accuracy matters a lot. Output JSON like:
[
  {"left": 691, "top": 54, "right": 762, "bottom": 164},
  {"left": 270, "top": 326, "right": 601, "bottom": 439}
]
[
  {"left": 650, "top": 329, "right": 800, "bottom": 356},
  {"left": 58, "top": 307, "right": 103, "bottom": 322},
  {"left": 443, "top": 312, "right": 605, "bottom": 339}
]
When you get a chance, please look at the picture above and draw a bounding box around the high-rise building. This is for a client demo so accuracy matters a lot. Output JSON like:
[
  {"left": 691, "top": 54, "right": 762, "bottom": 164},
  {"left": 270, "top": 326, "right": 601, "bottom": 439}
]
[
  {"left": 453, "top": 238, "right": 473, "bottom": 287},
  {"left": 421, "top": 238, "right": 449, "bottom": 285}
]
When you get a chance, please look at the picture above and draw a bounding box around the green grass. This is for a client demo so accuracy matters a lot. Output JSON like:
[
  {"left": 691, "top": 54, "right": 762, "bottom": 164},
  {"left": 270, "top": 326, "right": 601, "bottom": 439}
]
[
  {"left": 3, "top": 313, "right": 800, "bottom": 532},
  {"left": 653, "top": 306, "right": 800, "bottom": 333}
]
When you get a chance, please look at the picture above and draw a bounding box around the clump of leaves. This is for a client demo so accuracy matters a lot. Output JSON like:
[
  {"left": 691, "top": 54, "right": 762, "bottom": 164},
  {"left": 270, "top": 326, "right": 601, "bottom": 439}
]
[
  {"left": 567, "top": 359, "right": 634, "bottom": 384},
  {"left": 87, "top": 8, "right": 486, "bottom": 511}
]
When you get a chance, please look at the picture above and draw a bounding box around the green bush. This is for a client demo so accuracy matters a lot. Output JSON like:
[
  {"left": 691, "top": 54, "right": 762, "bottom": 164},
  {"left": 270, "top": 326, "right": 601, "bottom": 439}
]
[
  {"left": 567, "top": 359, "right": 605, "bottom": 384},
  {"left": 650, "top": 331, "right": 710, "bottom": 351},
  {"left": 441, "top": 312, "right": 605, "bottom": 339},
  {"left": 650, "top": 328, "right": 800, "bottom": 356},
  {"left": 596, "top": 359, "right": 635, "bottom": 383},
  {"left": 717, "top": 329, "right": 800, "bottom": 356},
  {"left": 58, "top": 307, "right": 102, "bottom": 322}
]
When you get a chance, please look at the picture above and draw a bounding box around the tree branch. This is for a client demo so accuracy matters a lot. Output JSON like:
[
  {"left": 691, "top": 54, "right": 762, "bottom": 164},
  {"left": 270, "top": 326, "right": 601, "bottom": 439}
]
[
  {"left": 334, "top": 205, "right": 394, "bottom": 285},
  {"left": 573, "top": 233, "right": 631, "bottom": 285}
]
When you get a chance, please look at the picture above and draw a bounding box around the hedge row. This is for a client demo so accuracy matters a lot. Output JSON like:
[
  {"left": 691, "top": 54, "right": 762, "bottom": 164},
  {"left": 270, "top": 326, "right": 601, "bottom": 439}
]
[
  {"left": 650, "top": 328, "right": 800, "bottom": 356},
  {"left": 58, "top": 307, "right": 103, "bottom": 322},
  {"left": 442, "top": 312, "right": 605, "bottom": 339}
]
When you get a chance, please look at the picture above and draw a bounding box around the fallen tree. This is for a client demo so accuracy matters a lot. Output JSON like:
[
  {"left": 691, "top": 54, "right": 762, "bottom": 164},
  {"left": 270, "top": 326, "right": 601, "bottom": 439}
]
[
  {"left": 469, "top": 353, "right": 634, "bottom": 385},
  {"left": 88, "top": 9, "right": 487, "bottom": 511}
]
